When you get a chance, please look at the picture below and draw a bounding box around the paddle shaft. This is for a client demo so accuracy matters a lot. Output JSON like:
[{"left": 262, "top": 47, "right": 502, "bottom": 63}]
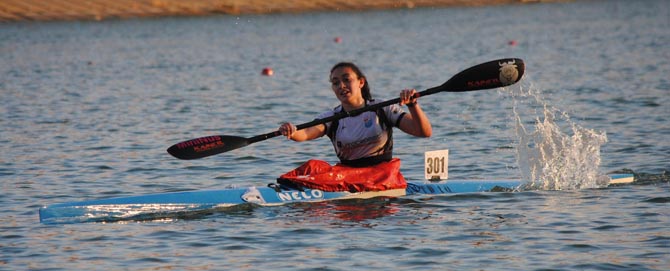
[
  {"left": 247, "top": 87, "right": 436, "bottom": 144},
  {"left": 168, "top": 58, "right": 524, "bottom": 159}
]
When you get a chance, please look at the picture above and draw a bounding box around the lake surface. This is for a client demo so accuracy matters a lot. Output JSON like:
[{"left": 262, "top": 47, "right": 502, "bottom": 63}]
[{"left": 1, "top": 0, "right": 669, "bottom": 270}]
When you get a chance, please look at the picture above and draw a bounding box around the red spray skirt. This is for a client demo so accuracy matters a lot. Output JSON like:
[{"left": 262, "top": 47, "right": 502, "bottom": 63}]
[{"left": 278, "top": 158, "right": 407, "bottom": 192}]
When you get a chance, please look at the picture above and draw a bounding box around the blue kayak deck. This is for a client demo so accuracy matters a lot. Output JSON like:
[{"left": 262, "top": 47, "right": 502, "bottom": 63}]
[{"left": 38, "top": 174, "right": 634, "bottom": 224}]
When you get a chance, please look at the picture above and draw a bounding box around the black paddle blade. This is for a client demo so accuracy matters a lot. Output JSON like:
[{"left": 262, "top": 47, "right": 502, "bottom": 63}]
[
  {"left": 167, "top": 135, "right": 250, "bottom": 160},
  {"left": 450, "top": 58, "right": 525, "bottom": 91},
  {"left": 424, "top": 58, "right": 525, "bottom": 95}
]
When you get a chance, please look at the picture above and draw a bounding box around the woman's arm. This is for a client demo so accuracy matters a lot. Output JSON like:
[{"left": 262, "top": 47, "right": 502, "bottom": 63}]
[
  {"left": 397, "top": 89, "right": 432, "bottom": 137},
  {"left": 278, "top": 122, "right": 326, "bottom": 141}
]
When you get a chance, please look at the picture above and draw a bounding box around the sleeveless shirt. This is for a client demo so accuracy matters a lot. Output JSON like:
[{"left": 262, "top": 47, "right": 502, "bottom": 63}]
[{"left": 317, "top": 100, "right": 406, "bottom": 166}]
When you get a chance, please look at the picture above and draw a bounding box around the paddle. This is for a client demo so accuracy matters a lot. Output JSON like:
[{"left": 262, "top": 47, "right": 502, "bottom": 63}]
[{"left": 168, "top": 58, "right": 525, "bottom": 160}]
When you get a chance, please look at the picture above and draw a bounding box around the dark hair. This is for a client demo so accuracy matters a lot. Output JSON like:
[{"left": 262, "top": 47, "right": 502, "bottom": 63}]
[{"left": 330, "top": 62, "right": 372, "bottom": 101}]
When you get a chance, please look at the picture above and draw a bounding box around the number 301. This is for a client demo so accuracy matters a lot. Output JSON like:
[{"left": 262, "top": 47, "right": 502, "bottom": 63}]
[{"left": 426, "top": 157, "right": 446, "bottom": 174}]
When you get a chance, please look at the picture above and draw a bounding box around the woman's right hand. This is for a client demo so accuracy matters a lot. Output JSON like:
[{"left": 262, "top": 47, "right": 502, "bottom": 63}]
[{"left": 279, "top": 122, "right": 297, "bottom": 139}]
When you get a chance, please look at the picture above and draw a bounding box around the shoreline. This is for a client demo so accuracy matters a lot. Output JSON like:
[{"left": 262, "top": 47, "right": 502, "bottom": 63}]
[{"left": 0, "top": 0, "right": 560, "bottom": 23}]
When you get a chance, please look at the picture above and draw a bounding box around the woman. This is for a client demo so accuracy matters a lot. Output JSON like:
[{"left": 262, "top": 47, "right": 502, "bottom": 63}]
[{"left": 279, "top": 62, "right": 432, "bottom": 167}]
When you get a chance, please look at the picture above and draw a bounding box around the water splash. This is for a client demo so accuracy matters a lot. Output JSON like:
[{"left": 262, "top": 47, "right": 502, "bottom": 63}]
[{"left": 506, "top": 82, "right": 609, "bottom": 190}]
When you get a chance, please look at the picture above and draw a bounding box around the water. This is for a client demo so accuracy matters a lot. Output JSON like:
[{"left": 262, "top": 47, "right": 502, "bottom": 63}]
[{"left": 1, "top": 0, "right": 669, "bottom": 270}]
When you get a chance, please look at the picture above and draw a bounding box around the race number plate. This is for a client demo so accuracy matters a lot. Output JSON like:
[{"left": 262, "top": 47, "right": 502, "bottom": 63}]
[{"left": 425, "top": 149, "right": 448, "bottom": 181}]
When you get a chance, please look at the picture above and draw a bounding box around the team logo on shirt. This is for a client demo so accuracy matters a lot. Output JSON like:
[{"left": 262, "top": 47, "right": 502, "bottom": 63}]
[{"left": 364, "top": 115, "right": 374, "bottom": 128}]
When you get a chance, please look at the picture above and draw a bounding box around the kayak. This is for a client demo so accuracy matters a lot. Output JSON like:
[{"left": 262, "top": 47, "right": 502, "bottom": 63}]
[{"left": 38, "top": 174, "right": 634, "bottom": 224}]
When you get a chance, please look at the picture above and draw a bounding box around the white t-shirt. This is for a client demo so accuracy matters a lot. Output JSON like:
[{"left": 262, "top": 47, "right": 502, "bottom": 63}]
[{"left": 317, "top": 100, "right": 406, "bottom": 162}]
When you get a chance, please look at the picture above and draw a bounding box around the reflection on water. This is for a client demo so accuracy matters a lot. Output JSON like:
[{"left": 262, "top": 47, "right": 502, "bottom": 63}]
[{"left": 291, "top": 198, "right": 400, "bottom": 226}]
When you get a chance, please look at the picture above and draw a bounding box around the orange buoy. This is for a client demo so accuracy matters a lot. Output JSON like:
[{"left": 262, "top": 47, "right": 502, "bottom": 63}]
[
  {"left": 334, "top": 37, "right": 342, "bottom": 43},
  {"left": 508, "top": 40, "right": 518, "bottom": 46},
  {"left": 261, "top": 67, "right": 274, "bottom": 76}
]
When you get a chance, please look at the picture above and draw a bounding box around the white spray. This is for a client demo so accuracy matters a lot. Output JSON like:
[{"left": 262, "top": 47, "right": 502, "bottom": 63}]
[{"left": 505, "top": 82, "right": 610, "bottom": 190}]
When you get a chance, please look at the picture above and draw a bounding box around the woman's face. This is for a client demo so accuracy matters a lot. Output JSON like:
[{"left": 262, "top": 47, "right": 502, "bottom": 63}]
[{"left": 330, "top": 67, "right": 365, "bottom": 103}]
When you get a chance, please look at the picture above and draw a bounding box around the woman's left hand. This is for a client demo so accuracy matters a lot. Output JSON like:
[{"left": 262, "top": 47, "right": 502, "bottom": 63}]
[{"left": 400, "top": 89, "right": 418, "bottom": 107}]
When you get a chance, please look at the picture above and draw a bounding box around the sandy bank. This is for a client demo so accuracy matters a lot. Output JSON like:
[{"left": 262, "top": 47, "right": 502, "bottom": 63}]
[{"left": 0, "top": 0, "right": 558, "bottom": 22}]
